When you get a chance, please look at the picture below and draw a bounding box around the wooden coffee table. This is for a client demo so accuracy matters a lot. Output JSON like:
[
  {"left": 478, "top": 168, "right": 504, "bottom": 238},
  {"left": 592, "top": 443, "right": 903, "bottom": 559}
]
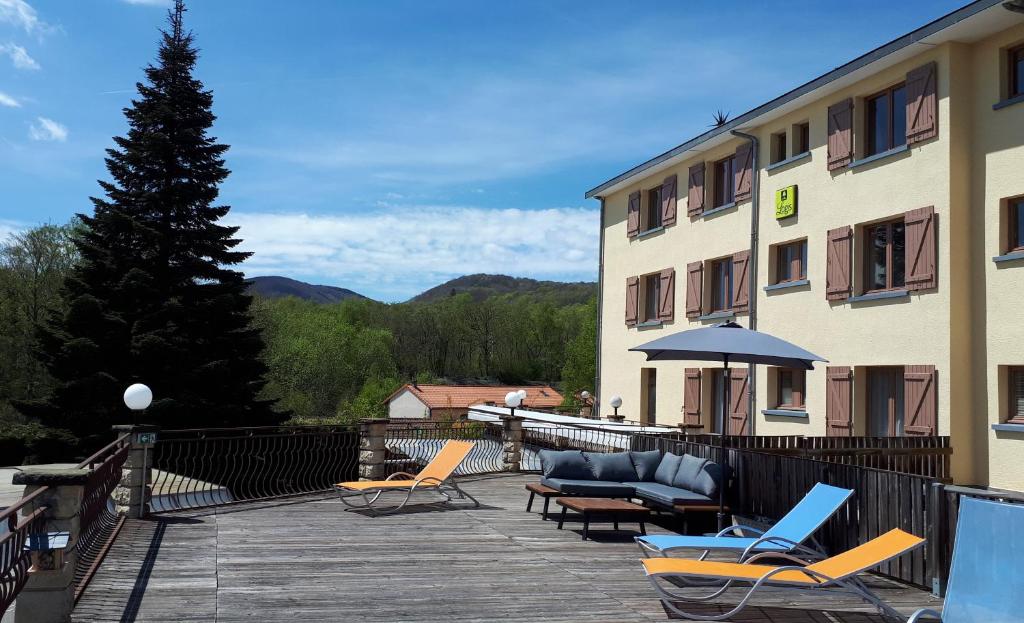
[
  {"left": 525, "top": 482, "right": 564, "bottom": 520},
  {"left": 555, "top": 497, "right": 649, "bottom": 541}
]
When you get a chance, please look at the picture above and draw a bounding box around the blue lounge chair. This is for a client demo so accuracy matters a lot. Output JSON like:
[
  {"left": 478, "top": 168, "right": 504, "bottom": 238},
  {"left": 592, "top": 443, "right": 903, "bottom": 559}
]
[
  {"left": 907, "top": 496, "right": 1024, "bottom": 622},
  {"left": 636, "top": 482, "right": 853, "bottom": 562}
]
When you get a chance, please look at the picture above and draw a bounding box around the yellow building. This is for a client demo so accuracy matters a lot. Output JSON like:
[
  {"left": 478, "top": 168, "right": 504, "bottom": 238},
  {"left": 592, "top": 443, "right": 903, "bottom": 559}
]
[{"left": 586, "top": 0, "right": 1024, "bottom": 490}]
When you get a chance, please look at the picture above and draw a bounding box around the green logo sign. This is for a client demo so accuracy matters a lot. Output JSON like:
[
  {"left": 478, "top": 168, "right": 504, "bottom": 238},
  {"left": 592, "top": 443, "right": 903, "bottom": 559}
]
[{"left": 775, "top": 185, "right": 797, "bottom": 219}]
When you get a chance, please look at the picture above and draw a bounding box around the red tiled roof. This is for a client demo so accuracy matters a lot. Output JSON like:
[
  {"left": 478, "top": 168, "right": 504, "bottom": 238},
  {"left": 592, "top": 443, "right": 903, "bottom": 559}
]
[{"left": 386, "top": 384, "right": 564, "bottom": 409}]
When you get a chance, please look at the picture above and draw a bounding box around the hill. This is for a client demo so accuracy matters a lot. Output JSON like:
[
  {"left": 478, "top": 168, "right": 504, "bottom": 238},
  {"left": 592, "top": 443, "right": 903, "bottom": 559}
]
[
  {"left": 410, "top": 274, "right": 596, "bottom": 305},
  {"left": 247, "top": 276, "right": 369, "bottom": 304}
]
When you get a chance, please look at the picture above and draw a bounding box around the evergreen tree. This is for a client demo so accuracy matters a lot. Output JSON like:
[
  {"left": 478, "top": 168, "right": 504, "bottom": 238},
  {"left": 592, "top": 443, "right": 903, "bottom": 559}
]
[{"left": 19, "top": 1, "right": 279, "bottom": 449}]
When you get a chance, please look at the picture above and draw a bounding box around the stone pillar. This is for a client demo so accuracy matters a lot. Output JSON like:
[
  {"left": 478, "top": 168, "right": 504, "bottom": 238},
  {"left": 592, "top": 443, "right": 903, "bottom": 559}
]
[
  {"left": 500, "top": 415, "right": 524, "bottom": 472},
  {"left": 111, "top": 424, "right": 158, "bottom": 519},
  {"left": 606, "top": 414, "right": 626, "bottom": 423},
  {"left": 359, "top": 418, "right": 388, "bottom": 481},
  {"left": 13, "top": 468, "right": 88, "bottom": 623}
]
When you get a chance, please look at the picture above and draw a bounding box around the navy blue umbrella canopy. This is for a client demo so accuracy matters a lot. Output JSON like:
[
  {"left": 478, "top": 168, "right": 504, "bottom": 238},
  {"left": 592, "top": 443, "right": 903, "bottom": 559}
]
[{"left": 629, "top": 321, "right": 827, "bottom": 369}]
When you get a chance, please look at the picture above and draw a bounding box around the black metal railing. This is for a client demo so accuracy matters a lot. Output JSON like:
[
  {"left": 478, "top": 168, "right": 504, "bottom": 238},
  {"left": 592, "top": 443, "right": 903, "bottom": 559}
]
[
  {"left": 151, "top": 425, "right": 360, "bottom": 512},
  {"left": 0, "top": 488, "right": 48, "bottom": 618},
  {"left": 73, "top": 434, "right": 130, "bottom": 602},
  {"left": 385, "top": 420, "right": 504, "bottom": 475}
]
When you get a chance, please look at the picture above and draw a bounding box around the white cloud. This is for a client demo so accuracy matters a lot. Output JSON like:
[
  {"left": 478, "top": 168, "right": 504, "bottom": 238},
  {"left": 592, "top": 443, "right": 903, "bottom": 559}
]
[
  {"left": 0, "top": 0, "right": 50, "bottom": 36},
  {"left": 0, "top": 42, "right": 38, "bottom": 70},
  {"left": 0, "top": 90, "right": 19, "bottom": 107},
  {"left": 28, "top": 116, "right": 67, "bottom": 142},
  {"left": 229, "top": 205, "right": 599, "bottom": 301}
]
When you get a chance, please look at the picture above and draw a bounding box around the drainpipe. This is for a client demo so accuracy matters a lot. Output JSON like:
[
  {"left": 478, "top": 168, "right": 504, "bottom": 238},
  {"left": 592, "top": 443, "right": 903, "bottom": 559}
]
[
  {"left": 594, "top": 197, "right": 606, "bottom": 416},
  {"left": 731, "top": 130, "right": 760, "bottom": 434}
]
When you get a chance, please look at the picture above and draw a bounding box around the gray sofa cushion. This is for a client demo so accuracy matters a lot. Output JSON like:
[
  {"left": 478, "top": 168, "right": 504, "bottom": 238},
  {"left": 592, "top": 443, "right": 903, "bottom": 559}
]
[
  {"left": 541, "top": 477, "right": 635, "bottom": 497},
  {"left": 629, "top": 450, "right": 662, "bottom": 481},
  {"left": 654, "top": 452, "right": 683, "bottom": 486},
  {"left": 691, "top": 461, "right": 729, "bottom": 497},
  {"left": 626, "top": 482, "right": 713, "bottom": 506},
  {"left": 587, "top": 452, "right": 639, "bottom": 482},
  {"left": 538, "top": 450, "right": 591, "bottom": 480},
  {"left": 672, "top": 454, "right": 709, "bottom": 490}
]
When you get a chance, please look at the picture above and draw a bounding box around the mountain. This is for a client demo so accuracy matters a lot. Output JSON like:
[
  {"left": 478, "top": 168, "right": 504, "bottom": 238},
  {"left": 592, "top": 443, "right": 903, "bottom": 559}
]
[
  {"left": 410, "top": 274, "right": 597, "bottom": 305},
  {"left": 247, "top": 276, "right": 369, "bottom": 304}
]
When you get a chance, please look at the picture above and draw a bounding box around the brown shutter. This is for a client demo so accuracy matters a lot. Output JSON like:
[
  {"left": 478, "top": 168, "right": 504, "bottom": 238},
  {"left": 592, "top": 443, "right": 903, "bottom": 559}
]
[
  {"left": 826, "top": 226, "right": 852, "bottom": 301},
  {"left": 904, "top": 365, "right": 937, "bottom": 435},
  {"left": 657, "top": 268, "right": 675, "bottom": 322},
  {"left": 728, "top": 368, "right": 750, "bottom": 436},
  {"left": 685, "top": 261, "right": 703, "bottom": 318},
  {"left": 626, "top": 191, "right": 641, "bottom": 238},
  {"left": 687, "top": 163, "right": 705, "bottom": 216},
  {"left": 625, "top": 276, "right": 639, "bottom": 326},
  {"left": 827, "top": 98, "right": 854, "bottom": 170},
  {"left": 826, "top": 366, "right": 853, "bottom": 436},
  {"left": 734, "top": 143, "right": 753, "bottom": 202},
  {"left": 904, "top": 206, "right": 936, "bottom": 291},
  {"left": 906, "top": 62, "right": 937, "bottom": 145},
  {"left": 731, "top": 250, "right": 750, "bottom": 312},
  {"left": 683, "top": 368, "right": 702, "bottom": 428},
  {"left": 661, "top": 174, "right": 678, "bottom": 226}
]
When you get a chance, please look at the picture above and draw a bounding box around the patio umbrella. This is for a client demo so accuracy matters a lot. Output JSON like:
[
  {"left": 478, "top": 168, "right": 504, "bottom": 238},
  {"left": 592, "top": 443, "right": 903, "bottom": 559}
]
[{"left": 629, "top": 321, "right": 827, "bottom": 530}]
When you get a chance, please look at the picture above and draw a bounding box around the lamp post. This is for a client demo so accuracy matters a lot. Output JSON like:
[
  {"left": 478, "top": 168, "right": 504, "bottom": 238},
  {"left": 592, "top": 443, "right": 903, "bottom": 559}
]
[
  {"left": 123, "top": 383, "right": 153, "bottom": 516},
  {"left": 516, "top": 389, "right": 528, "bottom": 409},
  {"left": 505, "top": 390, "right": 522, "bottom": 418},
  {"left": 580, "top": 390, "right": 591, "bottom": 418},
  {"left": 609, "top": 395, "right": 623, "bottom": 422}
]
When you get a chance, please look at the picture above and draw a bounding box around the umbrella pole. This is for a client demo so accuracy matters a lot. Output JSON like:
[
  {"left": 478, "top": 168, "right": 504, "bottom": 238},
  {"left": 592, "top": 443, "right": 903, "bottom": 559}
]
[{"left": 719, "top": 355, "right": 729, "bottom": 532}]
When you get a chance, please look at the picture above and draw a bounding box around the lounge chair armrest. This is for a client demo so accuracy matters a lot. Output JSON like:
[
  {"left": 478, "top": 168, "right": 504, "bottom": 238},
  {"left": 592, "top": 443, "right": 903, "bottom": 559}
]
[
  {"left": 906, "top": 608, "right": 943, "bottom": 622},
  {"left": 715, "top": 524, "right": 765, "bottom": 538},
  {"left": 386, "top": 471, "right": 417, "bottom": 481},
  {"left": 410, "top": 476, "right": 444, "bottom": 492},
  {"left": 740, "top": 535, "right": 823, "bottom": 562}
]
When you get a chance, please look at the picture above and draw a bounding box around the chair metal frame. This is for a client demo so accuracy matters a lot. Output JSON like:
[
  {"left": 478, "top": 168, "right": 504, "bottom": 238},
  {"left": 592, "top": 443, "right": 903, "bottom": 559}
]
[{"left": 334, "top": 471, "right": 480, "bottom": 516}]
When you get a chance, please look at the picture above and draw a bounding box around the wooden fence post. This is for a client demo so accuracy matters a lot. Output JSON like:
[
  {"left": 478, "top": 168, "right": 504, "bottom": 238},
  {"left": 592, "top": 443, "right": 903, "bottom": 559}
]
[{"left": 927, "top": 481, "right": 948, "bottom": 597}]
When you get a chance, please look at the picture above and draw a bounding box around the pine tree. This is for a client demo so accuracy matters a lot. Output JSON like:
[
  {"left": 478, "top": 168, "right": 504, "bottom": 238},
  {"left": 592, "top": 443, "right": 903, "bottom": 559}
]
[{"left": 19, "top": 1, "right": 279, "bottom": 449}]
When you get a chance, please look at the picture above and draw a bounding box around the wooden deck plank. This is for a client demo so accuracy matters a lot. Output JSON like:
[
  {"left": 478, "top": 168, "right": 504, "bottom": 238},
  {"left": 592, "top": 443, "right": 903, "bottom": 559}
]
[{"left": 72, "top": 473, "right": 941, "bottom": 622}]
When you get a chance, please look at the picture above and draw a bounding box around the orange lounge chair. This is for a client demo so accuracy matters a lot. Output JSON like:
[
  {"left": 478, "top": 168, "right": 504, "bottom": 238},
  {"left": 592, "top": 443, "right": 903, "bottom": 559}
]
[
  {"left": 334, "top": 439, "right": 479, "bottom": 515},
  {"left": 643, "top": 528, "right": 925, "bottom": 621}
]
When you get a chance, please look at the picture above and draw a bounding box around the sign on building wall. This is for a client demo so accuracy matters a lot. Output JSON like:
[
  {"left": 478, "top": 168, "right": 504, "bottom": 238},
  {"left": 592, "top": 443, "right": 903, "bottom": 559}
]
[{"left": 775, "top": 185, "right": 797, "bottom": 219}]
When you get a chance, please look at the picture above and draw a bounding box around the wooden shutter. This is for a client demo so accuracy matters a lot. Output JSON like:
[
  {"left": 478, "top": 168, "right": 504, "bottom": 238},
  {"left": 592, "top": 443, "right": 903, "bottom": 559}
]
[
  {"left": 904, "top": 206, "right": 936, "bottom": 291},
  {"left": 683, "top": 368, "right": 702, "bottom": 428},
  {"left": 731, "top": 250, "right": 750, "bottom": 312},
  {"left": 627, "top": 191, "right": 641, "bottom": 238},
  {"left": 826, "top": 366, "right": 853, "bottom": 436},
  {"left": 826, "top": 226, "right": 852, "bottom": 301},
  {"left": 685, "top": 261, "right": 703, "bottom": 318},
  {"left": 657, "top": 268, "right": 675, "bottom": 322},
  {"left": 661, "top": 174, "right": 678, "bottom": 226},
  {"left": 906, "top": 62, "right": 937, "bottom": 145},
  {"left": 904, "top": 365, "right": 937, "bottom": 435},
  {"left": 827, "top": 99, "right": 854, "bottom": 170},
  {"left": 728, "top": 368, "right": 750, "bottom": 436},
  {"left": 687, "top": 163, "right": 705, "bottom": 216},
  {"left": 625, "top": 276, "right": 639, "bottom": 326},
  {"left": 734, "top": 143, "right": 753, "bottom": 202}
]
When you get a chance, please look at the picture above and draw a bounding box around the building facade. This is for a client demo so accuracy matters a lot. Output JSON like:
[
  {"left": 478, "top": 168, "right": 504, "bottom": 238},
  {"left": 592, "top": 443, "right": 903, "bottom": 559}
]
[{"left": 587, "top": 0, "right": 1024, "bottom": 490}]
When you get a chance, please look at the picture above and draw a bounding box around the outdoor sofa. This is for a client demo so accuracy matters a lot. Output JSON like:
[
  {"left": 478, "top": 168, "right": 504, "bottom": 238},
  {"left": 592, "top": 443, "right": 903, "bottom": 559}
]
[{"left": 538, "top": 449, "right": 727, "bottom": 513}]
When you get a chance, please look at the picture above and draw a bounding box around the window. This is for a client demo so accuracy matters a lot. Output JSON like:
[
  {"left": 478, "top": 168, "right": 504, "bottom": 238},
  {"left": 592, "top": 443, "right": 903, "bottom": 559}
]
[
  {"left": 777, "top": 369, "right": 805, "bottom": 409},
  {"left": 771, "top": 131, "right": 787, "bottom": 164},
  {"left": 1010, "top": 197, "right": 1024, "bottom": 253},
  {"left": 776, "top": 240, "right": 808, "bottom": 283},
  {"left": 644, "top": 186, "right": 662, "bottom": 231},
  {"left": 642, "top": 368, "right": 657, "bottom": 425},
  {"left": 713, "top": 155, "right": 735, "bottom": 207},
  {"left": 710, "top": 258, "right": 733, "bottom": 312},
  {"left": 642, "top": 273, "right": 660, "bottom": 322},
  {"left": 1009, "top": 367, "right": 1024, "bottom": 424},
  {"left": 867, "top": 367, "right": 905, "bottom": 436},
  {"left": 864, "top": 219, "right": 906, "bottom": 292},
  {"left": 866, "top": 83, "right": 907, "bottom": 156},
  {"left": 1011, "top": 44, "right": 1024, "bottom": 99},
  {"left": 795, "top": 121, "right": 810, "bottom": 155},
  {"left": 710, "top": 370, "right": 725, "bottom": 433}
]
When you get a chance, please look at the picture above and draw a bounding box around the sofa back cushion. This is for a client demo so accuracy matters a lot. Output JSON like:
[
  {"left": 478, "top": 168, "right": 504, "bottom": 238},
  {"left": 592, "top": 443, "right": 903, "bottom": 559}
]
[
  {"left": 691, "top": 460, "right": 730, "bottom": 497},
  {"left": 587, "top": 452, "right": 639, "bottom": 482},
  {"left": 629, "top": 450, "right": 662, "bottom": 481},
  {"left": 539, "top": 450, "right": 591, "bottom": 480},
  {"left": 672, "top": 453, "right": 709, "bottom": 490},
  {"left": 654, "top": 452, "right": 683, "bottom": 486}
]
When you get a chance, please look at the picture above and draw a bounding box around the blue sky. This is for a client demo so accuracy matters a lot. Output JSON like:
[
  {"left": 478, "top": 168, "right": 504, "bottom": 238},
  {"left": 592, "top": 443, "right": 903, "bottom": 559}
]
[{"left": 0, "top": 0, "right": 966, "bottom": 301}]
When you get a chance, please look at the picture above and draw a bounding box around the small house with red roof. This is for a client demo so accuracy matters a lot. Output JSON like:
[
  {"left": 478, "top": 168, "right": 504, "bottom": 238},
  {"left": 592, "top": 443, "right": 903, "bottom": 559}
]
[{"left": 384, "top": 383, "right": 563, "bottom": 420}]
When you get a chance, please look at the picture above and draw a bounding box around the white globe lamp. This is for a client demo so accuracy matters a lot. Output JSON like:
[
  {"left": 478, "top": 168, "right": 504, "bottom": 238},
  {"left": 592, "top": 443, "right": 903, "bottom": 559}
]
[
  {"left": 609, "top": 395, "right": 623, "bottom": 419},
  {"left": 124, "top": 383, "right": 153, "bottom": 411},
  {"left": 504, "top": 391, "right": 522, "bottom": 408}
]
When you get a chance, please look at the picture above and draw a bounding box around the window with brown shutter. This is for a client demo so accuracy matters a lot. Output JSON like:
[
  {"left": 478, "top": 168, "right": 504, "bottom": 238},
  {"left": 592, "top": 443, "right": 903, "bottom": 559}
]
[
  {"left": 774, "top": 239, "right": 808, "bottom": 284},
  {"left": 827, "top": 99, "right": 854, "bottom": 170},
  {"left": 728, "top": 368, "right": 750, "bottom": 436},
  {"left": 777, "top": 369, "right": 806, "bottom": 409},
  {"left": 868, "top": 367, "right": 905, "bottom": 436},
  {"left": 770, "top": 131, "right": 787, "bottom": 165},
  {"left": 866, "top": 83, "right": 907, "bottom": 156},
  {"left": 661, "top": 174, "right": 677, "bottom": 226},
  {"left": 795, "top": 121, "right": 810, "bottom": 155},
  {"left": 625, "top": 276, "right": 639, "bottom": 326},
  {"left": 685, "top": 261, "right": 703, "bottom": 318},
  {"left": 906, "top": 62, "right": 937, "bottom": 144},
  {"left": 627, "top": 191, "right": 641, "bottom": 238},
  {"left": 826, "top": 226, "right": 852, "bottom": 300},
  {"left": 683, "top": 368, "right": 702, "bottom": 428},
  {"left": 644, "top": 186, "right": 662, "bottom": 232},
  {"left": 1011, "top": 44, "right": 1024, "bottom": 99},
  {"left": 657, "top": 268, "right": 675, "bottom": 322},
  {"left": 709, "top": 258, "right": 733, "bottom": 312},
  {"left": 904, "top": 206, "right": 936, "bottom": 291},
  {"left": 826, "top": 366, "right": 853, "bottom": 436},
  {"left": 1008, "top": 367, "right": 1024, "bottom": 424},
  {"left": 1008, "top": 197, "right": 1024, "bottom": 253},
  {"left": 732, "top": 250, "right": 750, "bottom": 312},
  {"left": 713, "top": 156, "right": 735, "bottom": 207},
  {"left": 687, "top": 163, "right": 705, "bottom": 216},
  {"left": 904, "top": 365, "right": 937, "bottom": 436},
  {"left": 734, "top": 143, "right": 753, "bottom": 202},
  {"left": 641, "top": 273, "right": 660, "bottom": 323},
  {"left": 863, "top": 218, "right": 907, "bottom": 293}
]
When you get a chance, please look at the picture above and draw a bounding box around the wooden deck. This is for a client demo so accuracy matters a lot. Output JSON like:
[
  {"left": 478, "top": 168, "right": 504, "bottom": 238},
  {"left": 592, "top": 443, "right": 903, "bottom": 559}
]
[{"left": 72, "top": 473, "right": 941, "bottom": 622}]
